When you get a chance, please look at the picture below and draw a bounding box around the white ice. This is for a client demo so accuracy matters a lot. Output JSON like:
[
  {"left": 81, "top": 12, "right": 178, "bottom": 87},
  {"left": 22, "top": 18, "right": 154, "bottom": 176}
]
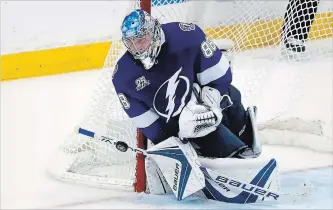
[{"left": 1, "top": 40, "right": 333, "bottom": 209}]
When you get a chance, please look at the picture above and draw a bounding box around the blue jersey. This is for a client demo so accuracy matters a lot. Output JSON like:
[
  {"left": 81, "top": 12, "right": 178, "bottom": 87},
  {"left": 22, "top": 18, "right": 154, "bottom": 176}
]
[{"left": 112, "top": 22, "right": 232, "bottom": 144}]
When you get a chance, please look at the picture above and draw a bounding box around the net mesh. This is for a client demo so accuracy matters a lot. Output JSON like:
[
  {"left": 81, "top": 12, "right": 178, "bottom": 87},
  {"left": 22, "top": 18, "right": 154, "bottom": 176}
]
[{"left": 51, "top": 0, "right": 333, "bottom": 190}]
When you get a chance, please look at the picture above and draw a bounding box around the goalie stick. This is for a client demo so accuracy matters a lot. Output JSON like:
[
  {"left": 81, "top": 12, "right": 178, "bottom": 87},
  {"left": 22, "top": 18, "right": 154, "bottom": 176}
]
[{"left": 77, "top": 127, "right": 315, "bottom": 204}]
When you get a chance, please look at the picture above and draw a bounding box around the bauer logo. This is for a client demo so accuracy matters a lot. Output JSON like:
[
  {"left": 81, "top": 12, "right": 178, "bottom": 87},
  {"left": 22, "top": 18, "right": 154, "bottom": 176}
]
[
  {"left": 215, "top": 176, "right": 279, "bottom": 200},
  {"left": 216, "top": 182, "right": 231, "bottom": 192},
  {"left": 173, "top": 162, "right": 181, "bottom": 191}
]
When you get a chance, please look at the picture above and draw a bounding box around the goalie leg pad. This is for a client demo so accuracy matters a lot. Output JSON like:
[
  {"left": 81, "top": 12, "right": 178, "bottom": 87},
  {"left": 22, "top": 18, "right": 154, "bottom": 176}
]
[
  {"left": 145, "top": 157, "right": 172, "bottom": 195},
  {"left": 236, "top": 106, "right": 262, "bottom": 158},
  {"left": 247, "top": 106, "right": 261, "bottom": 156},
  {"left": 221, "top": 86, "right": 260, "bottom": 152},
  {"left": 146, "top": 137, "right": 205, "bottom": 201},
  {"left": 200, "top": 158, "right": 280, "bottom": 204}
]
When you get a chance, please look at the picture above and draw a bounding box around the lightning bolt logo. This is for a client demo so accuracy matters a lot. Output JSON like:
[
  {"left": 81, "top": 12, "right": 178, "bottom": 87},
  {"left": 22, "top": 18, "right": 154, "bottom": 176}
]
[
  {"left": 153, "top": 67, "right": 189, "bottom": 122},
  {"left": 165, "top": 68, "right": 182, "bottom": 122}
]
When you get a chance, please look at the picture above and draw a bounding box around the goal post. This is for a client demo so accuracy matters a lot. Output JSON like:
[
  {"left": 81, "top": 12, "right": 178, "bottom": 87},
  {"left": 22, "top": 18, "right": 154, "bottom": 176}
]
[{"left": 48, "top": 0, "right": 333, "bottom": 193}]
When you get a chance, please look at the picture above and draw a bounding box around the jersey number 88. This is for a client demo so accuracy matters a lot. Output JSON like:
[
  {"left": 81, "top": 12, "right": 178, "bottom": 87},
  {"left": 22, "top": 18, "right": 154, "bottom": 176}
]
[{"left": 201, "top": 37, "right": 217, "bottom": 58}]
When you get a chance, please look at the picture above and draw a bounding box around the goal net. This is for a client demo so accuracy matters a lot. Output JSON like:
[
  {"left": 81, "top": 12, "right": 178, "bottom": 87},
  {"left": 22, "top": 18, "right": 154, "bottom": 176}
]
[{"left": 48, "top": 0, "right": 333, "bottom": 192}]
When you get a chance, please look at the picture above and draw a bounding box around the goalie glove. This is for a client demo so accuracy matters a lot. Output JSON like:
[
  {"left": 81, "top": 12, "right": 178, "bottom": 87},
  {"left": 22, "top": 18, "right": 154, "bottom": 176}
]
[{"left": 178, "top": 84, "right": 223, "bottom": 139}]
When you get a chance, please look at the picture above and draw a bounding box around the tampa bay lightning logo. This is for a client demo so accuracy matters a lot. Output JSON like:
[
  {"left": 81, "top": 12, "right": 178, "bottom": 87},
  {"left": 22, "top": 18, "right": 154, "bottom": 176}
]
[{"left": 153, "top": 68, "right": 190, "bottom": 122}]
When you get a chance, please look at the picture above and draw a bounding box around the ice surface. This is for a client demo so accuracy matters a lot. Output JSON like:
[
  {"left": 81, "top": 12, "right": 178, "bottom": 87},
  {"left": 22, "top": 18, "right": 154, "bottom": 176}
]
[{"left": 1, "top": 40, "right": 332, "bottom": 208}]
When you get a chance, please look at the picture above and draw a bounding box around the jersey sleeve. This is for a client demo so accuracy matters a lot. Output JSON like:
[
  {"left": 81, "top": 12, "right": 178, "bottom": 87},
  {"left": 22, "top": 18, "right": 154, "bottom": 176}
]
[
  {"left": 164, "top": 22, "right": 232, "bottom": 97},
  {"left": 112, "top": 78, "right": 170, "bottom": 145},
  {"left": 194, "top": 36, "right": 232, "bottom": 99}
]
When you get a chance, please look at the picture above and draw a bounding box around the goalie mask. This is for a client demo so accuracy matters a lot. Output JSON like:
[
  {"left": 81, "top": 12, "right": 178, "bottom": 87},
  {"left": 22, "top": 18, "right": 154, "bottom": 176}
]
[{"left": 121, "top": 9, "right": 163, "bottom": 70}]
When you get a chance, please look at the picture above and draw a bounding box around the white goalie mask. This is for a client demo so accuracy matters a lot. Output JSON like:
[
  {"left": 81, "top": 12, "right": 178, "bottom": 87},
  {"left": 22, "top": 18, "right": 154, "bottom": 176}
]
[{"left": 121, "top": 9, "right": 163, "bottom": 70}]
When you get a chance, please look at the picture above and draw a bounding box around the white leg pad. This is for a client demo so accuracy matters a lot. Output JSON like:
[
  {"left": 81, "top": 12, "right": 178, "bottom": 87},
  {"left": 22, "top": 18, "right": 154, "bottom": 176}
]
[
  {"left": 248, "top": 106, "right": 262, "bottom": 156},
  {"left": 145, "top": 157, "right": 172, "bottom": 195}
]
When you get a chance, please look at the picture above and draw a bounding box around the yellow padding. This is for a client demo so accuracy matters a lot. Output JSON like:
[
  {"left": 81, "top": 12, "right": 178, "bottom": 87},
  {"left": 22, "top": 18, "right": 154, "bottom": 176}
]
[
  {"left": 205, "top": 19, "right": 283, "bottom": 51},
  {"left": 1, "top": 42, "right": 111, "bottom": 81},
  {"left": 1, "top": 12, "right": 332, "bottom": 81},
  {"left": 309, "top": 12, "right": 333, "bottom": 40},
  {"left": 205, "top": 12, "right": 333, "bottom": 51}
]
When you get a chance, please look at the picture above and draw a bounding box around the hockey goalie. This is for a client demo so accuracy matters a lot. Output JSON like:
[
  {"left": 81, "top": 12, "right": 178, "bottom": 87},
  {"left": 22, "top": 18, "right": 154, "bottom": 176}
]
[{"left": 111, "top": 9, "right": 313, "bottom": 203}]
